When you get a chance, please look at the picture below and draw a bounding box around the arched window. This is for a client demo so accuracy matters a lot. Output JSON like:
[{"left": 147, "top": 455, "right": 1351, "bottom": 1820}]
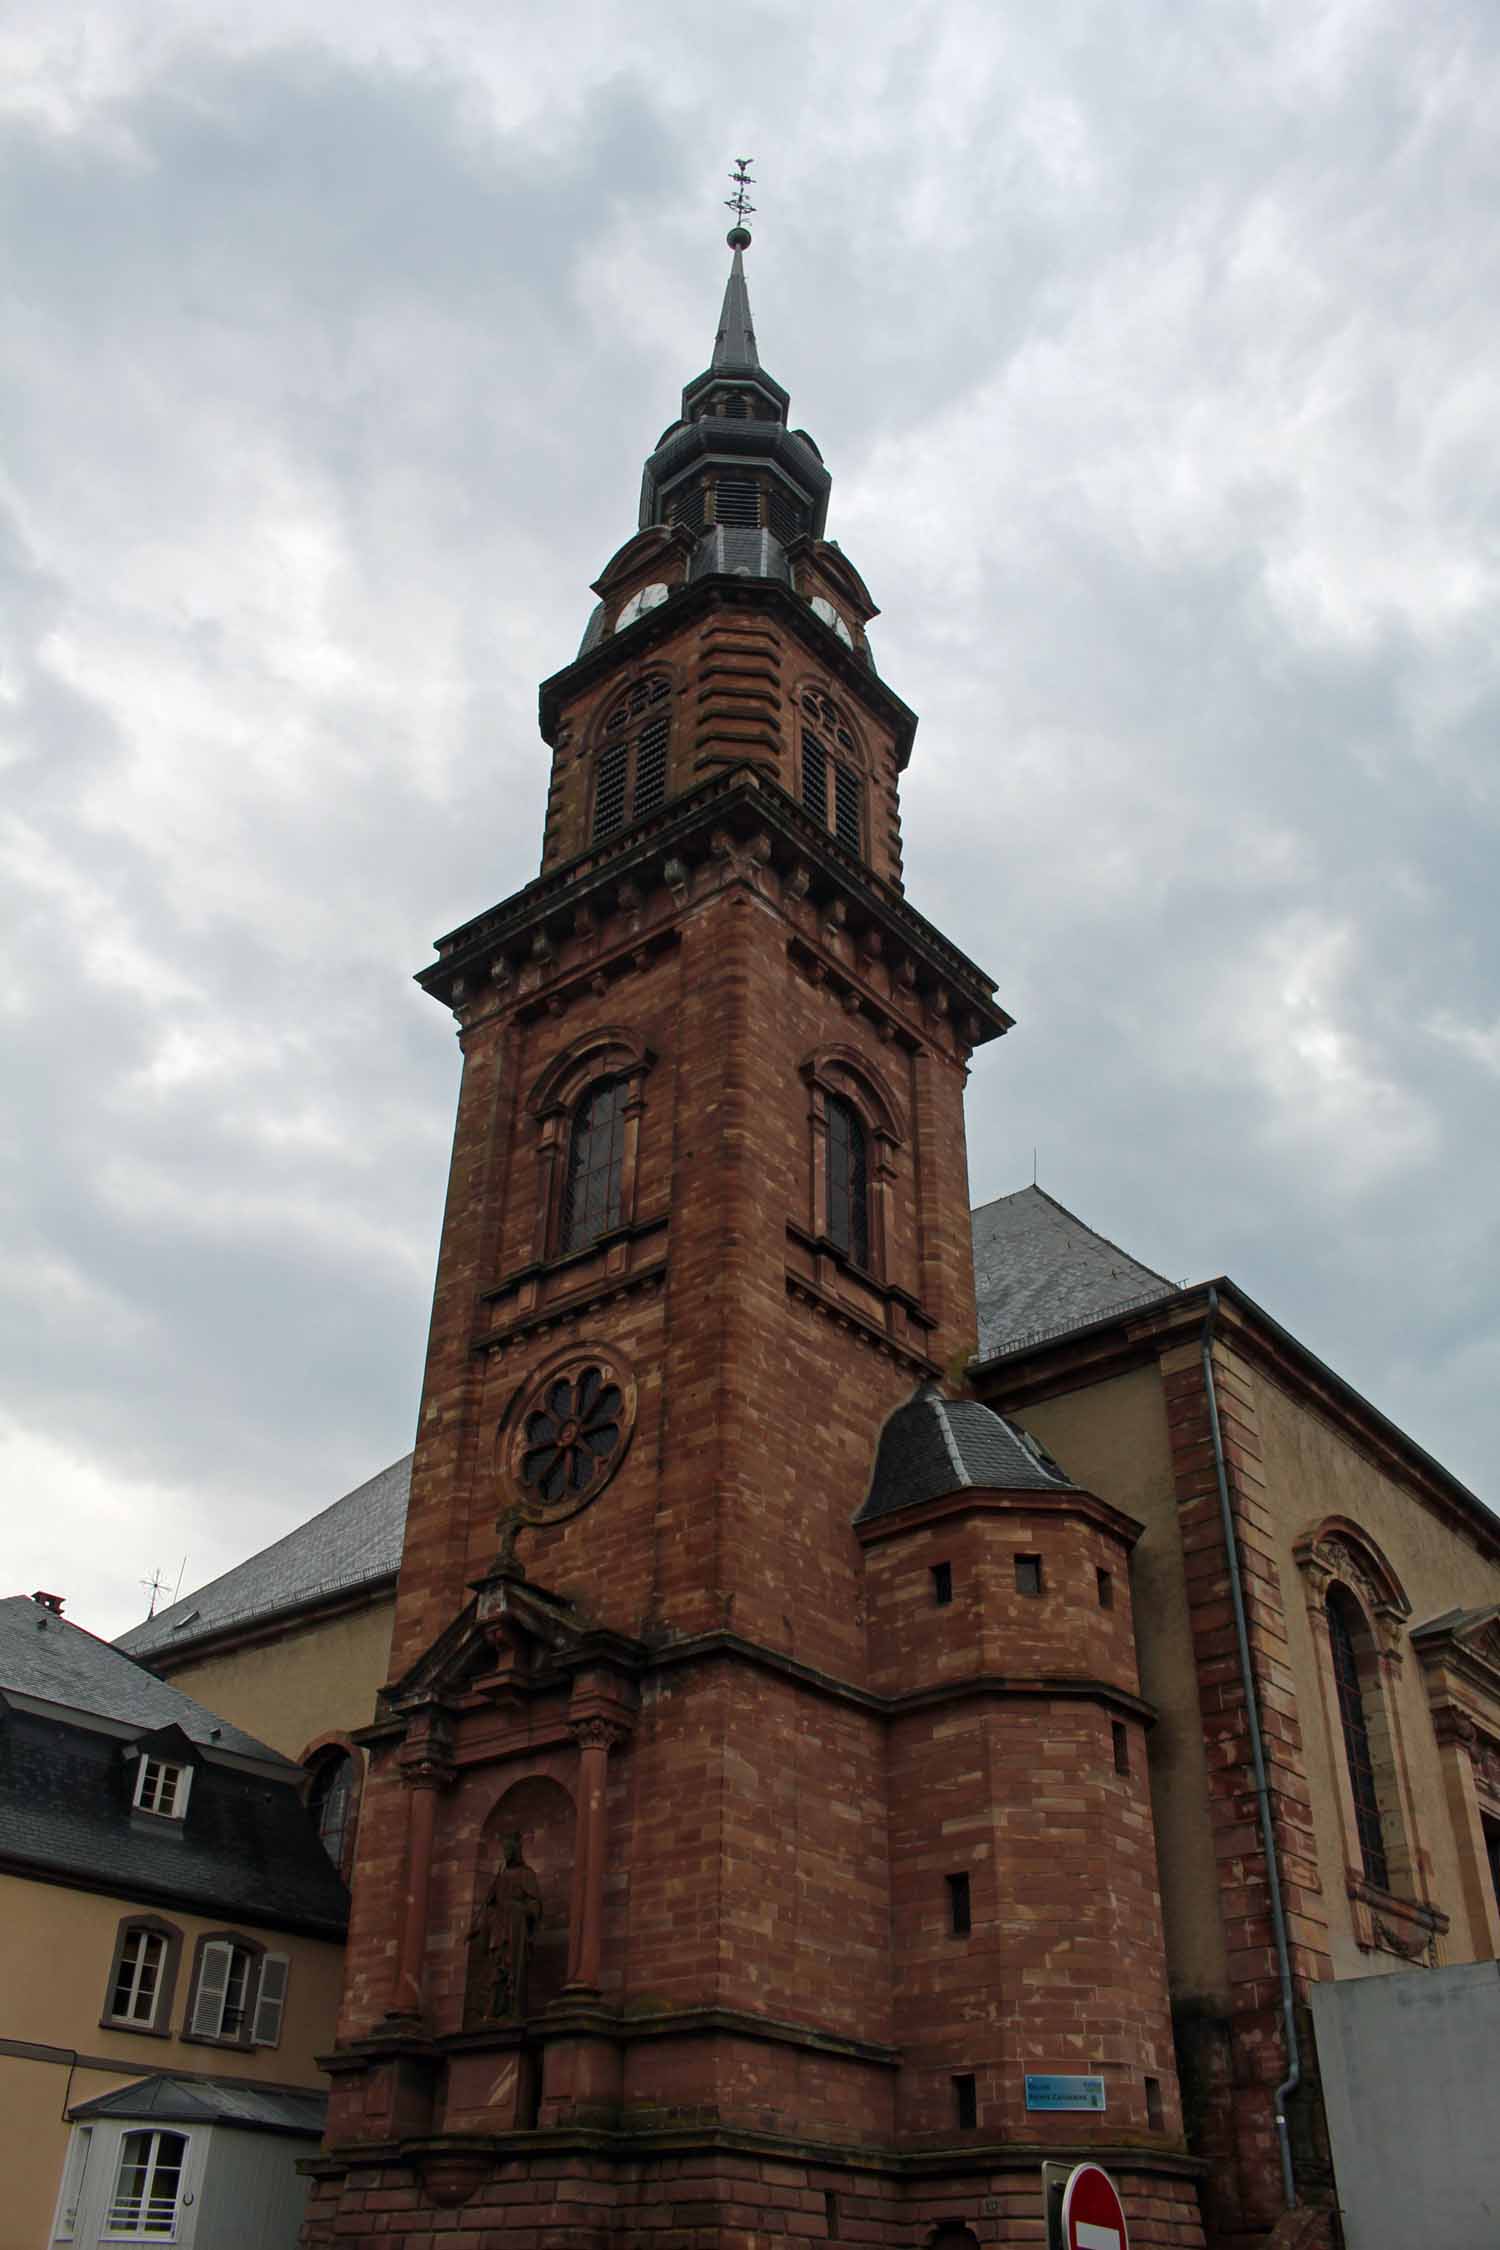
[
  {"left": 108, "top": 2129, "right": 188, "bottom": 2236},
  {"left": 309, "top": 1751, "right": 357, "bottom": 1879},
  {"left": 592, "top": 675, "right": 671, "bottom": 840},
  {"left": 562, "top": 1078, "right": 629, "bottom": 1254},
  {"left": 825, "top": 1095, "right": 869, "bottom": 1269},
  {"left": 799, "top": 689, "right": 863, "bottom": 853},
  {"left": 1327, "top": 1587, "right": 1390, "bottom": 1890}
]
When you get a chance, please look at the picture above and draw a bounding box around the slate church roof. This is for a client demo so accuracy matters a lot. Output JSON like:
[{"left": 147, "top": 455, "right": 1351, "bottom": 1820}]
[
  {"left": 971, "top": 1184, "right": 1178, "bottom": 1361},
  {"left": 117, "top": 1453, "right": 410, "bottom": 1662}
]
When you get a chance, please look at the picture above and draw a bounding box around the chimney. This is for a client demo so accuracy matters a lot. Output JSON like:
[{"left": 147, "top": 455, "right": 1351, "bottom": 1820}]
[{"left": 33, "top": 1591, "right": 65, "bottom": 1616}]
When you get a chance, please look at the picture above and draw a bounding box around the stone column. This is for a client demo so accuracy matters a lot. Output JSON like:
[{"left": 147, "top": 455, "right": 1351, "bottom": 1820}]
[
  {"left": 388, "top": 1750, "right": 452, "bottom": 2023},
  {"left": 566, "top": 1717, "right": 626, "bottom": 1994}
]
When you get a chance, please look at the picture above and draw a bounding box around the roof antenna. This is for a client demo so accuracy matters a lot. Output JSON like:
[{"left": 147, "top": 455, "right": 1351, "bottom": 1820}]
[
  {"left": 141, "top": 1568, "right": 168, "bottom": 1620},
  {"left": 1033, "top": 1147, "right": 1038, "bottom": 1185}
]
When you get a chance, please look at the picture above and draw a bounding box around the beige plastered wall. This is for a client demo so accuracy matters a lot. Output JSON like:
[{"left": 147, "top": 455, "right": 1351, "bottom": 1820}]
[
  {"left": 0, "top": 1870, "right": 344, "bottom": 2250},
  {"left": 1007, "top": 1366, "right": 1232, "bottom": 2014},
  {"left": 160, "top": 1596, "right": 396, "bottom": 1762},
  {"left": 1252, "top": 1371, "right": 1500, "bottom": 1979}
]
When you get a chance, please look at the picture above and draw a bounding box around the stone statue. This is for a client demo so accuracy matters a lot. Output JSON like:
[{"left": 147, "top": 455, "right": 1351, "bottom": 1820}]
[{"left": 466, "top": 1832, "right": 543, "bottom": 2023}]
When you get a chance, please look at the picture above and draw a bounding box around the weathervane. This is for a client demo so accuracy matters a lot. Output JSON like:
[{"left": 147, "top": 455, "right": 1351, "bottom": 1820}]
[{"left": 725, "top": 157, "right": 756, "bottom": 235}]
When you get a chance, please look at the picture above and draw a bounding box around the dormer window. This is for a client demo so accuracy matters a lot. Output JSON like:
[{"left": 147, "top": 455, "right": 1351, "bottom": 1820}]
[
  {"left": 133, "top": 1757, "right": 191, "bottom": 1820},
  {"left": 613, "top": 581, "right": 669, "bottom": 634}
]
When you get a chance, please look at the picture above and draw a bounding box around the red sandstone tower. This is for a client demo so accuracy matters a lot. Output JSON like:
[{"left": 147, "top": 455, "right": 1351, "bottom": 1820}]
[{"left": 305, "top": 219, "right": 1205, "bottom": 2250}]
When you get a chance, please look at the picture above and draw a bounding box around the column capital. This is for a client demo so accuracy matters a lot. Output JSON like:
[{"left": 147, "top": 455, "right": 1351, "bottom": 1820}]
[{"left": 568, "top": 1714, "right": 630, "bottom": 1754}]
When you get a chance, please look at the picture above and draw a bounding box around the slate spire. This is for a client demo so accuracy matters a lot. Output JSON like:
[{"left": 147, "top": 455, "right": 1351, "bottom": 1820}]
[{"left": 712, "top": 230, "right": 758, "bottom": 371}]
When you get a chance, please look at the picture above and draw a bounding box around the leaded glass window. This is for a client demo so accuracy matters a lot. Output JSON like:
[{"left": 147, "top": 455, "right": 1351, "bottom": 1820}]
[
  {"left": 562, "top": 1079, "right": 628, "bottom": 1253},
  {"left": 825, "top": 1096, "right": 869, "bottom": 1268},
  {"left": 1328, "top": 1588, "right": 1389, "bottom": 1890}
]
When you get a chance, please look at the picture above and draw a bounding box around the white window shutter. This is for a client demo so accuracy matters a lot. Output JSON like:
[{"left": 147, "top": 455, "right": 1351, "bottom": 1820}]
[
  {"left": 251, "top": 1953, "right": 289, "bottom": 2047},
  {"left": 190, "top": 1940, "right": 233, "bottom": 2037}
]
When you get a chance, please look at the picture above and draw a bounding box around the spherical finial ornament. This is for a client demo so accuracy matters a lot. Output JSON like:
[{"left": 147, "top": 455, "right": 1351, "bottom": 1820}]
[{"left": 726, "top": 225, "right": 752, "bottom": 251}]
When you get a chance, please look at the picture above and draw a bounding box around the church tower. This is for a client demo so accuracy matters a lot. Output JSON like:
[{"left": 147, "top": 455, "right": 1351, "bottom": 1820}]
[{"left": 305, "top": 213, "right": 1204, "bottom": 2250}]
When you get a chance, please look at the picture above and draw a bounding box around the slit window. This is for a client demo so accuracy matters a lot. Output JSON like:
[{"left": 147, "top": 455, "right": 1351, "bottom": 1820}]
[
  {"left": 931, "top": 1561, "right": 953, "bottom": 1607},
  {"left": 946, "top": 1872, "right": 972, "bottom": 1937},
  {"left": 1146, "top": 2075, "right": 1164, "bottom": 2130},
  {"left": 1015, "top": 1554, "right": 1043, "bottom": 1598},
  {"left": 1112, "top": 1721, "right": 1131, "bottom": 1776},
  {"left": 953, "top": 2073, "right": 978, "bottom": 2131},
  {"left": 592, "top": 675, "right": 672, "bottom": 841},
  {"left": 1097, "top": 1567, "right": 1114, "bottom": 1609}
]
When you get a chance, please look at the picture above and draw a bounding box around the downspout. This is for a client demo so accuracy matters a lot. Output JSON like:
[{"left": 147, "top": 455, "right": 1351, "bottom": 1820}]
[{"left": 1200, "top": 1285, "right": 1300, "bottom": 2211}]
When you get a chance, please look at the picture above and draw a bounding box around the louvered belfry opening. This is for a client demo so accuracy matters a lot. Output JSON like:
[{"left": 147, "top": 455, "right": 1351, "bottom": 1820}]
[
  {"left": 799, "top": 689, "right": 863, "bottom": 857},
  {"left": 713, "top": 476, "right": 761, "bottom": 527},
  {"left": 592, "top": 675, "right": 672, "bottom": 842}
]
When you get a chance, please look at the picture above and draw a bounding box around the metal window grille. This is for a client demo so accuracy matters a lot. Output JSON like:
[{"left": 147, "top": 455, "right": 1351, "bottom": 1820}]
[
  {"left": 1328, "top": 1590, "right": 1390, "bottom": 1890},
  {"left": 111, "top": 1928, "right": 167, "bottom": 2024},
  {"left": 801, "top": 729, "right": 828, "bottom": 823},
  {"left": 714, "top": 478, "right": 760, "bottom": 527},
  {"left": 562, "top": 1079, "right": 629, "bottom": 1254},
  {"left": 107, "top": 2129, "right": 186, "bottom": 2236},
  {"left": 825, "top": 1096, "right": 869, "bottom": 1268}
]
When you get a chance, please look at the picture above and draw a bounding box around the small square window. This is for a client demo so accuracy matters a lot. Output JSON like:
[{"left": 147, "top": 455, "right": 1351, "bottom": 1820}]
[
  {"left": 1097, "top": 1567, "right": 1114, "bottom": 1609},
  {"left": 931, "top": 1561, "right": 954, "bottom": 1607},
  {"left": 133, "top": 1757, "right": 190, "bottom": 1819},
  {"left": 1112, "top": 1721, "right": 1131, "bottom": 1776},
  {"left": 1015, "top": 1554, "right": 1043, "bottom": 1598},
  {"left": 946, "top": 1872, "right": 972, "bottom": 1937},
  {"left": 953, "top": 2073, "right": 978, "bottom": 2131}
]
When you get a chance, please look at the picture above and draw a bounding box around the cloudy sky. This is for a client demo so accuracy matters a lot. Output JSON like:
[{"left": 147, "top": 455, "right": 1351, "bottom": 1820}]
[{"left": 4, "top": 1, "right": 1497, "bottom": 1638}]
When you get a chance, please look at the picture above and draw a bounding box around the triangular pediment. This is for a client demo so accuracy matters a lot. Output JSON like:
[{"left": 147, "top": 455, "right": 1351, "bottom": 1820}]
[{"left": 383, "top": 1566, "right": 646, "bottom": 1716}]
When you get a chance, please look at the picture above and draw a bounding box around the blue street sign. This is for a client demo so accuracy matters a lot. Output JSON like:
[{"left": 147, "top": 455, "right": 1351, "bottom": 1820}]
[{"left": 1024, "top": 2073, "right": 1107, "bottom": 2112}]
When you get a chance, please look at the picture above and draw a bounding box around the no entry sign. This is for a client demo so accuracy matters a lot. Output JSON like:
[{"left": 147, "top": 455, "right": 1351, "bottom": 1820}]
[{"left": 1060, "top": 2163, "right": 1130, "bottom": 2250}]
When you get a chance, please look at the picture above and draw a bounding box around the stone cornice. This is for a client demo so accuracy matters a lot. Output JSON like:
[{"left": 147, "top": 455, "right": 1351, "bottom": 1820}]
[
  {"left": 418, "top": 769, "right": 1010, "bottom": 1053},
  {"left": 853, "top": 1483, "right": 1147, "bottom": 1552}
]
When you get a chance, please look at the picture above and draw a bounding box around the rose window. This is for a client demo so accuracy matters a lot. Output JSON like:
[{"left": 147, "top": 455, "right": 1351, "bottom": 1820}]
[{"left": 520, "top": 1365, "right": 624, "bottom": 1507}]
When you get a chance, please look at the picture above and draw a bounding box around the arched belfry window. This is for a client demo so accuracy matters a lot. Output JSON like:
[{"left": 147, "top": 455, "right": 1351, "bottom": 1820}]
[
  {"left": 592, "top": 676, "right": 671, "bottom": 842},
  {"left": 799, "top": 689, "right": 863, "bottom": 855},
  {"left": 562, "top": 1078, "right": 629, "bottom": 1254},
  {"left": 825, "top": 1095, "right": 869, "bottom": 1269},
  {"left": 1327, "top": 1586, "right": 1390, "bottom": 1891}
]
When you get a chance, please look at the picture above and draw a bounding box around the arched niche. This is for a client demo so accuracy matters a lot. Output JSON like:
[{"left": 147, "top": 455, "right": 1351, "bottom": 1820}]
[{"left": 466, "top": 1774, "right": 576, "bottom": 2023}]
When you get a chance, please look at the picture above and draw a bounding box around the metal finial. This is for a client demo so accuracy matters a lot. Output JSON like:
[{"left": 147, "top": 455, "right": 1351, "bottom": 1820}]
[{"left": 725, "top": 157, "right": 756, "bottom": 247}]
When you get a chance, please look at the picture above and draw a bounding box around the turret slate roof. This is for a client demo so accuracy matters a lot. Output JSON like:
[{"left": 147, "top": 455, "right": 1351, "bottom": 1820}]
[
  {"left": 972, "top": 1185, "right": 1177, "bottom": 1361},
  {"left": 117, "top": 1453, "right": 410, "bottom": 1662},
  {"left": 856, "top": 1383, "right": 1077, "bottom": 1525}
]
